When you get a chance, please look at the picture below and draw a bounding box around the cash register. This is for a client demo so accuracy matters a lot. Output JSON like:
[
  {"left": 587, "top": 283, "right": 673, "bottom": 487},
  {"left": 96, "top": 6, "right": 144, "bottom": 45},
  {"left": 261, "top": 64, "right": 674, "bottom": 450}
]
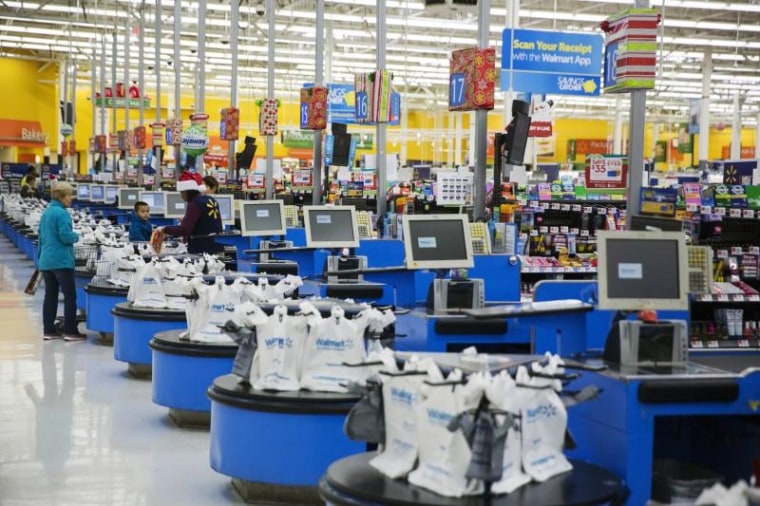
[{"left": 239, "top": 200, "right": 298, "bottom": 275}]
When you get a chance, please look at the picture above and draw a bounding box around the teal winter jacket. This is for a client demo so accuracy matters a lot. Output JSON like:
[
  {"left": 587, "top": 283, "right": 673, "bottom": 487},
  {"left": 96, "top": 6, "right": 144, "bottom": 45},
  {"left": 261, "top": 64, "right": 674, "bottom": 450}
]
[{"left": 38, "top": 200, "right": 79, "bottom": 270}]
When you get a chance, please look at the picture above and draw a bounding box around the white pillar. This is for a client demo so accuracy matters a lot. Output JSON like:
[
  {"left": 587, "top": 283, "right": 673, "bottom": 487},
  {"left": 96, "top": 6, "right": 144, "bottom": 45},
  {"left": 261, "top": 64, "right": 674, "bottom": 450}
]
[
  {"left": 503, "top": 0, "right": 519, "bottom": 126},
  {"left": 698, "top": 49, "right": 711, "bottom": 161},
  {"left": 731, "top": 93, "right": 741, "bottom": 160}
]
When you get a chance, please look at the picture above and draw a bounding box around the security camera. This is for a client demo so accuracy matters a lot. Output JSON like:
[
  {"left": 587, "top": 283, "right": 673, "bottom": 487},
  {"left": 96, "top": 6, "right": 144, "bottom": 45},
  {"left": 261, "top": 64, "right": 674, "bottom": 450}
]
[
  {"left": 256, "top": 8, "right": 264, "bottom": 15},
  {"left": 190, "top": 49, "right": 197, "bottom": 54}
]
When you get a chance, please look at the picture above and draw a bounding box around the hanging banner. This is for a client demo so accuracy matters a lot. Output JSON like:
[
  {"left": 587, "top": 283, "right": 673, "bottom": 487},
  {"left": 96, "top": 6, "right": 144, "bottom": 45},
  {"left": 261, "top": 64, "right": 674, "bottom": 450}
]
[
  {"left": 299, "top": 86, "right": 328, "bottom": 130},
  {"left": 601, "top": 8, "right": 660, "bottom": 93},
  {"left": 259, "top": 99, "right": 279, "bottom": 136},
  {"left": 449, "top": 47, "right": 496, "bottom": 111},
  {"left": 220, "top": 108, "right": 240, "bottom": 141}
]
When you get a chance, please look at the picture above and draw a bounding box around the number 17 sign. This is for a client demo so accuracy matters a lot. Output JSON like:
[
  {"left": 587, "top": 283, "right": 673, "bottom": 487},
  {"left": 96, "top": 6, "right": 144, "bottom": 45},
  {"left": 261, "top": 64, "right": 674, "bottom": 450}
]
[
  {"left": 584, "top": 155, "right": 628, "bottom": 189},
  {"left": 449, "top": 47, "right": 495, "bottom": 112}
]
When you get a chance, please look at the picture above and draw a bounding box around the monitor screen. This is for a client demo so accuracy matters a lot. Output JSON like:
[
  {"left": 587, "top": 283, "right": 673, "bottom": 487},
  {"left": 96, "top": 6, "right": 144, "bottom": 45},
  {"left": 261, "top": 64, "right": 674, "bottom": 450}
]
[
  {"left": 77, "top": 183, "right": 91, "bottom": 201},
  {"left": 164, "top": 192, "right": 186, "bottom": 219},
  {"left": 597, "top": 230, "right": 688, "bottom": 311},
  {"left": 402, "top": 214, "right": 474, "bottom": 269},
  {"left": 239, "top": 200, "right": 286, "bottom": 237},
  {"left": 104, "top": 185, "right": 119, "bottom": 204},
  {"left": 303, "top": 205, "right": 359, "bottom": 248},
  {"left": 90, "top": 184, "right": 105, "bottom": 202},
  {"left": 139, "top": 191, "right": 167, "bottom": 214},
  {"left": 629, "top": 214, "right": 684, "bottom": 232},
  {"left": 118, "top": 188, "right": 141, "bottom": 210},
  {"left": 214, "top": 195, "right": 235, "bottom": 226}
]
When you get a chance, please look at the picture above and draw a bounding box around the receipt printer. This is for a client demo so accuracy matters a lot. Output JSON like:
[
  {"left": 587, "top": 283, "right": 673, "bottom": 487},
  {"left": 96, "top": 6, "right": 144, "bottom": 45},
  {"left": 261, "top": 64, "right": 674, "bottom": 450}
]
[
  {"left": 604, "top": 320, "right": 689, "bottom": 366},
  {"left": 326, "top": 255, "right": 367, "bottom": 283},
  {"left": 259, "top": 240, "right": 293, "bottom": 262}
]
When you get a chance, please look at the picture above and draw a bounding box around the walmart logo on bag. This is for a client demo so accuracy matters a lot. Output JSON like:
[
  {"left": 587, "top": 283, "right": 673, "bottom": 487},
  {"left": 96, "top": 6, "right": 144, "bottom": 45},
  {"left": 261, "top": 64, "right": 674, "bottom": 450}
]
[
  {"left": 390, "top": 387, "right": 414, "bottom": 405},
  {"left": 526, "top": 403, "right": 559, "bottom": 421},
  {"left": 315, "top": 338, "right": 354, "bottom": 350},
  {"left": 264, "top": 337, "right": 294, "bottom": 349},
  {"left": 426, "top": 408, "right": 454, "bottom": 425},
  {"left": 143, "top": 277, "right": 157, "bottom": 285}
]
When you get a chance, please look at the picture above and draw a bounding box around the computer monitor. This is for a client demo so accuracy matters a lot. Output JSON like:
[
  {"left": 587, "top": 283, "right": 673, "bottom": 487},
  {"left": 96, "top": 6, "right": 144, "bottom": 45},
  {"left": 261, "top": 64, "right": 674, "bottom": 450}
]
[
  {"left": 214, "top": 195, "right": 235, "bottom": 226},
  {"left": 164, "top": 191, "right": 186, "bottom": 219},
  {"left": 303, "top": 205, "right": 360, "bottom": 248},
  {"left": 139, "top": 190, "right": 167, "bottom": 215},
  {"left": 90, "top": 184, "right": 105, "bottom": 202},
  {"left": 239, "top": 200, "right": 287, "bottom": 237},
  {"left": 597, "top": 230, "right": 689, "bottom": 311},
  {"left": 77, "top": 183, "right": 91, "bottom": 201},
  {"left": 402, "top": 214, "right": 474, "bottom": 269},
  {"left": 118, "top": 187, "right": 141, "bottom": 210},
  {"left": 104, "top": 185, "right": 120, "bottom": 204},
  {"left": 628, "top": 214, "right": 685, "bottom": 232}
]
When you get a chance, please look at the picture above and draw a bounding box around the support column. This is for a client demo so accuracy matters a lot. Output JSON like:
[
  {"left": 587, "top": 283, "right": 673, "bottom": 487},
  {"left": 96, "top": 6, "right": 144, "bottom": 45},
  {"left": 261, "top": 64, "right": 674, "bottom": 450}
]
[
  {"left": 454, "top": 113, "right": 462, "bottom": 166},
  {"left": 312, "top": 0, "right": 324, "bottom": 204},
  {"left": 400, "top": 79, "right": 408, "bottom": 166},
  {"left": 698, "top": 49, "right": 711, "bottom": 162},
  {"left": 91, "top": 48, "right": 96, "bottom": 172},
  {"left": 503, "top": 0, "right": 519, "bottom": 127},
  {"left": 196, "top": 0, "right": 207, "bottom": 174},
  {"left": 376, "top": 0, "right": 388, "bottom": 218},
  {"left": 99, "top": 34, "right": 106, "bottom": 173},
  {"left": 625, "top": 0, "right": 650, "bottom": 219},
  {"left": 111, "top": 31, "right": 118, "bottom": 174},
  {"left": 174, "top": 1, "right": 181, "bottom": 168},
  {"left": 265, "top": 0, "right": 275, "bottom": 199},
  {"left": 613, "top": 96, "right": 624, "bottom": 154},
  {"left": 229, "top": 0, "right": 240, "bottom": 180},
  {"left": 731, "top": 93, "right": 741, "bottom": 160},
  {"left": 155, "top": 0, "right": 162, "bottom": 122}
]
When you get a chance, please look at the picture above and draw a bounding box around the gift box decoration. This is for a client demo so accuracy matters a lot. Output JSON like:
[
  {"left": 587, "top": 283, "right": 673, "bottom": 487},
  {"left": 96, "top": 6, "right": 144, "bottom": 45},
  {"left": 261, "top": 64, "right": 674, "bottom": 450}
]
[
  {"left": 133, "top": 126, "right": 147, "bottom": 149},
  {"left": 117, "top": 130, "right": 132, "bottom": 151},
  {"left": 601, "top": 8, "right": 660, "bottom": 93},
  {"left": 60, "top": 141, "right": 68, "bottom": 157},
  {"left": 449, "top": 47, "right": 496, "bottom": 111},
  {"left": 166, "top": 119, "right": 183, "bottom": 146},
  {"left": 109, "top": 133, "right": 119, "bottom": 152},
  {"left": 368, "top": 70, "right": 393, "bottom": 123},
  {"left": 151, "top": 122, "right": 165, "bottom": 147},
  {"left": 190, "top": 112, "right": 209, "bottom": 130},
  {"left": 220, "top": 107, "right": 240, "bottom": 140},
  {"left": 259, "top": 98, "right": 279, "bottom": 136},
  {"left": 299, "top": 86, "right": 328, "bottom": 130},
  {"left": 68, "top": 140, "right": 76, "bottom": 153},
  {"left": 354, "top": 73, "right": 369, "bottom": 123},
  {"left": 94, "top": 135, "right": 107, "bottom": 154}
]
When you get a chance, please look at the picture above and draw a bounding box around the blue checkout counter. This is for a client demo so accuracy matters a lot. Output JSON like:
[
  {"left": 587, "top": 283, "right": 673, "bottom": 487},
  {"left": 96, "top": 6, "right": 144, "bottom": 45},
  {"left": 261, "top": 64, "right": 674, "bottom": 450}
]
[
  {"left": 84, "top": 277, "right": 129, "bottom": 342},
  {"left": 150, "top": 329, "right": 237, "bottom": 427}
]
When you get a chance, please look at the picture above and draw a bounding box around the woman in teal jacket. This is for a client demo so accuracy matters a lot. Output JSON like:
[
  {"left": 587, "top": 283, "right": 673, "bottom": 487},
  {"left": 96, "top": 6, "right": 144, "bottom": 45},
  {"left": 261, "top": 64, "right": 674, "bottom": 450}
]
[{"left": 38, "top": 182, "right": 84, "bottom": 341}]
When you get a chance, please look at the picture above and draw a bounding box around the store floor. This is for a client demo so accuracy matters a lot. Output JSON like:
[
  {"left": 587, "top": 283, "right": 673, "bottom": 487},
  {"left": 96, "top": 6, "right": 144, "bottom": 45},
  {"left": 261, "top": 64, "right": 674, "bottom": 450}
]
[{"left": 0, "top": 238, "right": 251, "bottom": 506}]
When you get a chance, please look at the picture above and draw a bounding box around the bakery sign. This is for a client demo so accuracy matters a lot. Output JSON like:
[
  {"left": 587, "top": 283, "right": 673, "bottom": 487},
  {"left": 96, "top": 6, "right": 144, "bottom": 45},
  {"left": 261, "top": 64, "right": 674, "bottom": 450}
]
[{"left": 0, "top": 120, "right": 49, "bottom": 146}]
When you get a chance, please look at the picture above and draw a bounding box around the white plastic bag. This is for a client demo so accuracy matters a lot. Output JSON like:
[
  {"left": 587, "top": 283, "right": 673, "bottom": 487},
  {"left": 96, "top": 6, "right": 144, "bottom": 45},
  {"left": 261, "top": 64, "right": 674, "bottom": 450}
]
[
  {"left": 128, "top": 260, "right": 167, "bottom": 308},
  {"left": 407, "top": 369, "right": 485, "bottom": 497},
  {"left": 300, "top": 306, "right": 369, "bottom": 393},
  {"left": 369, "top": 358, "right": 438, "bottom": 479},
  {"left": 486, "top": 370, "right": 533, "bottom": 494},
  {"left": 185, "top": 277, "right": 221, "bottom": 341},
  {"left": 519, "top": 358, "right": 573, "bottom": 482},
  {"left": 111, "top": 254, "right": 145, "bottom": 287},
  {"left": 250, "top": 305, "right": 308, "bottom": 391},
  {"left": 191, "top": 277, "right": 242, "bottom": 343}
]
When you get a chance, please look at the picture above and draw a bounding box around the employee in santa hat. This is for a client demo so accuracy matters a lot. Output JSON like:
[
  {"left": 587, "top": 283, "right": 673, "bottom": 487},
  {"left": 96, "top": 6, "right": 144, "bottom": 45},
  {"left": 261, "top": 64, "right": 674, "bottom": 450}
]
[{"left": 156, "top": 171, "right": 223, "bottom": 254}]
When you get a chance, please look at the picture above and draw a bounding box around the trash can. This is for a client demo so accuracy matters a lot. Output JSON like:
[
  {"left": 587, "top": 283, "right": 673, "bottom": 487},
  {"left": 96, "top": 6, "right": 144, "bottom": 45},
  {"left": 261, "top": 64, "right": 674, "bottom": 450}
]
[{"left": 652, "top": 459, "right": 724, "bottom": 503}]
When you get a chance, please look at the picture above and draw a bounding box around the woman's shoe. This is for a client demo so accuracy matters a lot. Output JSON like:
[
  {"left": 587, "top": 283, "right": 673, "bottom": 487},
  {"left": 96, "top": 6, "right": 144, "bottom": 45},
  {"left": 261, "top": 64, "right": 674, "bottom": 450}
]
[
  {"left": 43, "top": 333, "right": 62, "bottom": 341},
  {"left": 63, "top": 333, "right": 87, "bottom": 342}
]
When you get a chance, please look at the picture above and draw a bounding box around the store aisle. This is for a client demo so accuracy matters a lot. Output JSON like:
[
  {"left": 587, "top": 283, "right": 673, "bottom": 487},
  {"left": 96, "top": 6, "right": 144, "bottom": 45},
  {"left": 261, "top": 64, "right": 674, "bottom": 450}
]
[{"left": 0, "top": 238, "right": 247, "bottom": 506}]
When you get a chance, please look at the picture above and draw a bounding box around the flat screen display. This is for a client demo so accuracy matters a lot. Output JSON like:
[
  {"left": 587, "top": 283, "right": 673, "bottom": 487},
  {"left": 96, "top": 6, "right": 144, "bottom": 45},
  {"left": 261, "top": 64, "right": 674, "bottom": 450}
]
[
  {"left": 214, "top": 195, "right": 234, "bottom": 226},
  {"left": 304, "top": 206, "right": 359, "bottom": 248},
  {"left": 77, "top": 183, "right": 91, "bottom": 201},
  {"left": 164, "top": 192, "right": 186, "bottom": 219},
  {"left": 402, "top": 214, "right": 474, "bottom": 269},
  {"left": 597, "top": 230, "right": 688, "bottom": 311},
  {"left": 118, "top": 188, "right": 140, "bottom": 210},
  {"left": 104, "top": 185, "right": 119, "bottom": 204},
  {"left": 90, "top": 184, "right": 105, "bottom": 202},
  {"left": 240, "top": 200, "right": 286, "bottom": 237},
  {"left": 637, "top": 325, "right": 676, "bottom": 363},
  {"left": 139, "top": 191, "right": 166, "bottom": 214}
]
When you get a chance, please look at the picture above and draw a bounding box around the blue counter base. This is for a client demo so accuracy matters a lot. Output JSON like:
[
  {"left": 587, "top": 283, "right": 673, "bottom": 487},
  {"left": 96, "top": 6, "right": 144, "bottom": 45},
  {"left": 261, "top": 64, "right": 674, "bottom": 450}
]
[
  {"left": 112, "top": 303, "right": 186, "bottom": 375},
  {"left": 85, "top": 288, "right": 127, "bottom": 338},
  {"left": 151, "top": 330, "right": 237, "bottom": 417},
  {"left": 208, "top": 375, "right": 364, "bottom": 488},
  {"left": 168, "top": 408, "right": 211, "bottom": 429}
]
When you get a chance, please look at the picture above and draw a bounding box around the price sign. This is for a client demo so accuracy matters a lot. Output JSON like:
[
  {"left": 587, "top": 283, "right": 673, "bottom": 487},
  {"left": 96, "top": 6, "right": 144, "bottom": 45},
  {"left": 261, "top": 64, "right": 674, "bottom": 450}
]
[
  {"left": 530, "top": 229, "right": 539, "bottom": 236},
  {"left": 707, "top": 340, "right": 719, "bottom": 349},
  {"left": 551, "top": 203, "right": 560, "bottom": 210},
  {"left": 584, "top": 155, "right": 627, "bottom": 189},
  {"left": 560, "top": 226, "right": 569, "bottom": 234},
  {"left": 702, "top": 206, "right": 712, "bottom": 214},
  {"left": 744, "top": 209, "right": 755, "bottom": 219},
  {"left": 581, "top": 230, "right": 590, "bottom": 237},
  {"left": 583, "top": 206, "right": 593, "bottom": 214},
  {"left": 550, "top": 226, "right": 559, "bottom": 233},
  {"left": 529, "top": 200, "right": 539, "bottom": 208},
  {"left": 738, "top": 339, "right": 750, "bottom": 348},
  {"left": 750, "top": 294, "right": 760, "bottom": 302},
  {"left": 686, "top": 204, "right": 698, "bottom": 212},
  {"left": 731, "top": 246, "right": 743, "bottom": 255},
  {"left": 715, "top": 207, "right": 726, "bottom": 216},
  {"left": 449, "top": 73, "right": 466, "bottom": 108},
  {"left": 561, "top": 204, "right": 570, "bottom": 211},
  {"left": 540, "top": 202, "right": 549, "bottom": 209},
  {"left": 749, "top": 246, "right": 760, "bottom": 255},
  {"left": 717, "top": 249, "right": 729, "bottom": 259},
  {"left": 691, "top": 341, "right": 704, "bottom": 349},
  {"left": 355, "top": 91, "right": 368, "bottom": 121},
  {"left": 717, "top": 294, "right": 729, "bottom": 302},
  {"left": 730, "top": 208, "right": 742, "bottom": 218},
  {"left": 539, "top": 226, "right": 548, "bottom": 233},
  {"left": 570, "top": 228, "right": 580, "bottom": 234},
  {"left": 573, "top": 205, "right": 582, "bottom": 212}
]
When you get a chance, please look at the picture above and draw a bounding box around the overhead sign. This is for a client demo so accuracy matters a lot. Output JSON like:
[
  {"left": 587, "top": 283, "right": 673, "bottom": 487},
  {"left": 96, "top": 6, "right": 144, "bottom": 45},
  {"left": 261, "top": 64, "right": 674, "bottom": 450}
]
[{"left": 501, "top": 28, "right": 603, "bottom": 96}]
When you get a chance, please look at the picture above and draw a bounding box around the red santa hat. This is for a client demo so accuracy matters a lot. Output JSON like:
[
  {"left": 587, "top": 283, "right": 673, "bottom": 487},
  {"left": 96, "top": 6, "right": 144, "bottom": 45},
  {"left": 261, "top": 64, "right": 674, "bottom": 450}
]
[{"left": 176, "top": 170, "right": 206, "bottom": 192}]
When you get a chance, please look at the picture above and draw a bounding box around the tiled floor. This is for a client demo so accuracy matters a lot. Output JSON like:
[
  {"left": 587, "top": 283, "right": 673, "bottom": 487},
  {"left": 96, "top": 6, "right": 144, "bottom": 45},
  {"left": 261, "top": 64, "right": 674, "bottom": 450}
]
[{"left": 0, "top": 237, "right": 248, "bottom": 506}]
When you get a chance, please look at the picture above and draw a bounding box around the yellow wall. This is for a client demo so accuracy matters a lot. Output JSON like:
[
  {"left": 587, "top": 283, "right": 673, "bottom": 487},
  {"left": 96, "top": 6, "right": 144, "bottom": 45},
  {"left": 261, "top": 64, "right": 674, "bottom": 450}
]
[{"left": 0, "top": 58, "right": 59, "bottom": 159}]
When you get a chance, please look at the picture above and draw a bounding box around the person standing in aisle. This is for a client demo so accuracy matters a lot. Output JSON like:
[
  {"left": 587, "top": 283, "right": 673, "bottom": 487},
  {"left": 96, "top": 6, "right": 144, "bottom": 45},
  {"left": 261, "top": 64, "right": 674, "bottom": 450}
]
[
  {"left": 20, "top": 174, "right": 40, "bottom": 198},
  {"left": 38, "top": 182, "right": 86, "bottom": 341},
  {"left": 20, "top": 165, "right": 37, "bottom": 188},
  {"left": 157, "top": 171, "right": 223, "bottom": 254},
  {"left": 203, "top": 175, "right": 219, "bottom": 195}
]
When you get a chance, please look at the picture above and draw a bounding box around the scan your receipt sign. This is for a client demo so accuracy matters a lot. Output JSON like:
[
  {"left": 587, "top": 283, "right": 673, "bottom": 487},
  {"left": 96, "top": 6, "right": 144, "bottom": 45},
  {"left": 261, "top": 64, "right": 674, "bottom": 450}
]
[{"left": 501, "top": 29, "right": 603, "bottom": 96}]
